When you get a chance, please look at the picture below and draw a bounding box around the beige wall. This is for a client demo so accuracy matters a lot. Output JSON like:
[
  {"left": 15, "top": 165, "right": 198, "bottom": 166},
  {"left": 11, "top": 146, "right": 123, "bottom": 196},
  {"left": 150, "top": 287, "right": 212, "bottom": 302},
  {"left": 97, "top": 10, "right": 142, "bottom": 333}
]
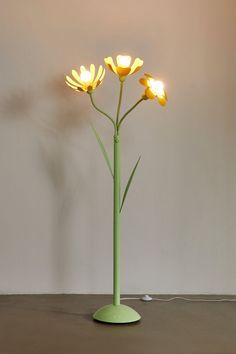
[{"left": 0, "top": 0, "right": 235, "bottom": 294}]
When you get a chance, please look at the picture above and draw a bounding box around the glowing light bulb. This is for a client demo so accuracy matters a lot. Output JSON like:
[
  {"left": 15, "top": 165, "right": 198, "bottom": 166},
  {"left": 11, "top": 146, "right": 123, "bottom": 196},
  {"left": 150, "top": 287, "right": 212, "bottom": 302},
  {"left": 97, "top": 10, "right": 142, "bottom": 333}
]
[
  {"left": 116, "top": 55, "right": 132, "bottom": 68},
  {"left": 80, "top": 70, "right": 92, "bottom": 83},
  {"left": 149, "top": 79, "right": 165, "bottom": 97}
]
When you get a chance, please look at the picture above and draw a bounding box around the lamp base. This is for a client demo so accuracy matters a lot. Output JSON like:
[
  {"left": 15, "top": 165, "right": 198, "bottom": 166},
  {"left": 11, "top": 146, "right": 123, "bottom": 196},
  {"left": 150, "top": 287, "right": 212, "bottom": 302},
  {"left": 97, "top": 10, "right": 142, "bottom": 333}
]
[{"left": 93, "top": 304, "right": 141, "bottom": 324}]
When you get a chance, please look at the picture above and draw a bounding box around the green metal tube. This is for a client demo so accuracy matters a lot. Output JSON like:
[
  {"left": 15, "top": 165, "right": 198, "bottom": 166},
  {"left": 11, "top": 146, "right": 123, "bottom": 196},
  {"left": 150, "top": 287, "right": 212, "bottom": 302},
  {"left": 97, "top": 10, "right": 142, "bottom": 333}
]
[{"left": 113, "top": 133, "right": 120, "bottom": 306}]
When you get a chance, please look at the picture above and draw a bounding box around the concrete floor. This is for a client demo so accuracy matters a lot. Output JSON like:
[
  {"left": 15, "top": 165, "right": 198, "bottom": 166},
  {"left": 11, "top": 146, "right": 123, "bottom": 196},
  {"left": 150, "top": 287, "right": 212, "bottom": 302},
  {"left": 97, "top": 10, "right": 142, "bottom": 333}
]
[{"left": 0, "top": 295, "right": 236, "bottom": 354}]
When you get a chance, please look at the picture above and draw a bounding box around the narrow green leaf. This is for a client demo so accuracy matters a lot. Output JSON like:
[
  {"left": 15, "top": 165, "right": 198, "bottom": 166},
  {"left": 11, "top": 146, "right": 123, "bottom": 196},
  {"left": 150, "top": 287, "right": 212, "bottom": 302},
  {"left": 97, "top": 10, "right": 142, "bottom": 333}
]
[
  {"left": 91, "top": 125, "right": 113, "bottom": 177},
  {"left": 120, "top": 156, "right": 141, "bottom": 212}
]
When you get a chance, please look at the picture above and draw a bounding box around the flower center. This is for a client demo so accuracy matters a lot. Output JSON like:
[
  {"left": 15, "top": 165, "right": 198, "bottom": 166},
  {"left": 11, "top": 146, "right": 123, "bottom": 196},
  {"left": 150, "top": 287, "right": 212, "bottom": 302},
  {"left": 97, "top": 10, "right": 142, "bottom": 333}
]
[
  {"left": 80, "top": 70, "right": 92, "bottom": 83},
  {"left": 148, "top": 79, "right": 165, "bottom": 97},
  {"left": 116, "top": 55, "right": 131, "bottom": 68}
]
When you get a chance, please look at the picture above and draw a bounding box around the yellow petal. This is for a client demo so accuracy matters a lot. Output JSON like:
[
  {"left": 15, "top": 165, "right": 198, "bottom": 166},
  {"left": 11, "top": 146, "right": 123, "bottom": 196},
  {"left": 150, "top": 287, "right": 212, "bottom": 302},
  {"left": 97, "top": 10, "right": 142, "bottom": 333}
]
[
  {"left": 80, "top": 65, "right": 86, "bottom": 72},
  {"left": 65, "top": 81, "right": 77, "bottom": 90},
  {"left": 144, "top": 73, "right": 153, "bottom": 81},
  {"left": 71, "top": 70, "right": 84, "bottom": 85},
  {"left": 65, "top": 81, "right": 84, "bottom": 92},
  {"left": 104, "top": 57, "right": 117, "bottom": 74},
  {"left": 157, "top": 95, "right": 167, "bottom": 106},
  {"left": 129, "top": 58, "right": 144, "bottom": 75},
  {"left": 66, "top": 75, "right": 83, "bottom": 88},
  {"left": 92, "top": 81, "right": 97, "bottom": 89},
  {"left": 139, "top": 78, "right": 148, "bottom": 86},
  {"left": 130, "top": 65, "right": 143, "bottom": 75},
  {"left": 94, "top": 65, "right": 103, "bottom": 83},
  {"left": 144, "top": 74, "right": 154, "bottom": 88},
  {"left": 90, "top": 64, "right": 95, "bottom": 82},
  {"left": 99, "top": 67, "right": 105, "bottom": 82},
  {"left": 93, "top": 81, "right": 100, "bottom": 89},
  {"left": 145, "top": 87, "right": 155, "bottom": 99},
  {"left": 93, "top": 68, "right": 105, "bottom": 89}
]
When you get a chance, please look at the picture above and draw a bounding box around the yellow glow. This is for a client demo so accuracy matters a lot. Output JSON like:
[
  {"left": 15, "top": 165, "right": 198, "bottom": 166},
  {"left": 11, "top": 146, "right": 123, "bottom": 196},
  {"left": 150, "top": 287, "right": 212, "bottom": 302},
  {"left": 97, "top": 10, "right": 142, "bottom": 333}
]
[
  {"left": 148, "top": 79, "right": 165, "bottom": 97},
  {"left": 80, "top": 70, "right": 92, "bottom": 83},
  {"left": 116, "top": 55, "right": 132, "bottom": 68}
]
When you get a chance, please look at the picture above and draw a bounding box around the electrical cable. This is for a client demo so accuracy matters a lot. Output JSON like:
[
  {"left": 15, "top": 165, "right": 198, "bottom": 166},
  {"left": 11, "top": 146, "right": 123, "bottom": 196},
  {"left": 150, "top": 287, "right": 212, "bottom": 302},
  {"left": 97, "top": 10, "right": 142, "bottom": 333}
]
[{"left": 120, "top": 295, "right": 236, "bottom": 302}]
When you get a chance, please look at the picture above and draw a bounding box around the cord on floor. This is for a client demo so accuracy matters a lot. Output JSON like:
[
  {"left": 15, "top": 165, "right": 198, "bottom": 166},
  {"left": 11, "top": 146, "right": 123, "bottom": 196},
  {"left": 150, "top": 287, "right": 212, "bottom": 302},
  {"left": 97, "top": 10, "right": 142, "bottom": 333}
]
[{"left": 120, "top": 295, "right": 236, "bottom": 302}]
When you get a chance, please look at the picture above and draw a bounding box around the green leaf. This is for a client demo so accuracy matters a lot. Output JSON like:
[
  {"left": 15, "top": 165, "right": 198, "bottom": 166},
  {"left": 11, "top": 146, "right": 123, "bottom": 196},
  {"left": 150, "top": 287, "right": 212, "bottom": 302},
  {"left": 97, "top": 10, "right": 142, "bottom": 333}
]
[
  {"left": 120, "top": 156, "right": 141, "bottom": 212},
  {"left": 91, "top": 125, "right": 113, "bottom": 177}
]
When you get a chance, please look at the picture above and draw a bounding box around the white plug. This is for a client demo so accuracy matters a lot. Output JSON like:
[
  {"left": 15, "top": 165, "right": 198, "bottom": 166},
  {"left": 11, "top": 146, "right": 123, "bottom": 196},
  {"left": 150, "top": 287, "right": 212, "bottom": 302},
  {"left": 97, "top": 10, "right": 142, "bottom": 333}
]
[{"left": 141, "top": 294, "right": 153, "bottom": 302}]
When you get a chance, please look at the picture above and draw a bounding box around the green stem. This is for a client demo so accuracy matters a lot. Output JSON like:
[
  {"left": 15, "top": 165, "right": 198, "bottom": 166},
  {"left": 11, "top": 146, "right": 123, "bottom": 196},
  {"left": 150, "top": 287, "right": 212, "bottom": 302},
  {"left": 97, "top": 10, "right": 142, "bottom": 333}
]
[
  {"left": 116, "top": 80, "right": 124, "bottom": 126},
  {"left": 89, "top": 92, "right": 115, "bottom": 128},
  {"left": 113, "top": 80, "right": 125, "bottom": 306},
  {"left": 113, "top": 133, "right": 120, "bottom": 306},
  {"left": 89, "top": 79, "right": 146, "bottom": 310},
  {"left": 118, "top": 97, "right": 145, "bottom": 129}
]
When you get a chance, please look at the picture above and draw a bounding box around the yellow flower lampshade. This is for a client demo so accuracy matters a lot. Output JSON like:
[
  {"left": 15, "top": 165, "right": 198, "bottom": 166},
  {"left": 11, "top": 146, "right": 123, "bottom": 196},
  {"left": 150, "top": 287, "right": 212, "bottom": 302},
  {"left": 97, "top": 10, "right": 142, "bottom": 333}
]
[
  {"left": 65, "top": 64, "right": 105, "bottom": 92},
  {"left": 140, "top": 74, "right": 167, "bottom": 106},
  {"left": 104, "top": 55, "right": 143, "bottom": 78}
]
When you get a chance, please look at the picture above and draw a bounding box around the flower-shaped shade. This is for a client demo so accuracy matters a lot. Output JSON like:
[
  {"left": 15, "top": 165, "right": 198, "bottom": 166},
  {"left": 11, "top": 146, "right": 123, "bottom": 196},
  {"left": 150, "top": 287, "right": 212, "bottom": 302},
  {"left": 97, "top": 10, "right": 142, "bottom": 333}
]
[
  {"left": 65, "top": 64, "right": 105, "bottom": 92},
  {"left": 104, "top": 55, "right": 143, "bottom": 77},
  {"left": 140, "top": 74, "right": 167, "bottom": 106}
]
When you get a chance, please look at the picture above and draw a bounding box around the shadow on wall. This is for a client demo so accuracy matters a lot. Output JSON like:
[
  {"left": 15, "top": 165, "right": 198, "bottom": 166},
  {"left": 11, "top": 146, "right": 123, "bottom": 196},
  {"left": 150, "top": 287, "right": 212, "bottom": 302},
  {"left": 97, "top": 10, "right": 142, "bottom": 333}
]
[{"left": 0, "top": 77, "right": 98, "bottom": 292}]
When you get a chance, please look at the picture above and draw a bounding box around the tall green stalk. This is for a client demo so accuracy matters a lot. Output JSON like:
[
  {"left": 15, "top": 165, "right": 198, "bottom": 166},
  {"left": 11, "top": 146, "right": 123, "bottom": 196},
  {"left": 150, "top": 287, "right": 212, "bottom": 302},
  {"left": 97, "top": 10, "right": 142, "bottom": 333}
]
[
  {"left": 113, "top": 79, "right": 123, "bottom": 305},
  {"left": 113, "top": 132, "right": 120, "bottom": 305}
]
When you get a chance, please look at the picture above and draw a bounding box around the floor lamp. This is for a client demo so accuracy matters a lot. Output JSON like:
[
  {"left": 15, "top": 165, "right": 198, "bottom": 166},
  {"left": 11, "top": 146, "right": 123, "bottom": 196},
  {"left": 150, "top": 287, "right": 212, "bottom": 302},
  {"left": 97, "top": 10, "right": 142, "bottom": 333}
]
[{"left": 65, "top": 54, "right": 167, "bottom": 323}]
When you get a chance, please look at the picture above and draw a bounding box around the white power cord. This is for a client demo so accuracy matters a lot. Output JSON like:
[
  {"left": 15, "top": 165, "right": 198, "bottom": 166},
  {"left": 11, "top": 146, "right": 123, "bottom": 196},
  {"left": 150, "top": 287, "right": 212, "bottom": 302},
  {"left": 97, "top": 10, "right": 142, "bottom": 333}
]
[{"left": 120, "top": 294, "right": 236, "bottom": 302}]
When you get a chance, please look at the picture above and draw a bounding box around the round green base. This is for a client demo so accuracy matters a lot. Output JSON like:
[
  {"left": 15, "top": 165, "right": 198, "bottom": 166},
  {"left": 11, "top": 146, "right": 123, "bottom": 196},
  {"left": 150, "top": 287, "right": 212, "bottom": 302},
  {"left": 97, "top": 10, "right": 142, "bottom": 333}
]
[{"left": 93, "top": 304, "right": 141, "bottom": 324}]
